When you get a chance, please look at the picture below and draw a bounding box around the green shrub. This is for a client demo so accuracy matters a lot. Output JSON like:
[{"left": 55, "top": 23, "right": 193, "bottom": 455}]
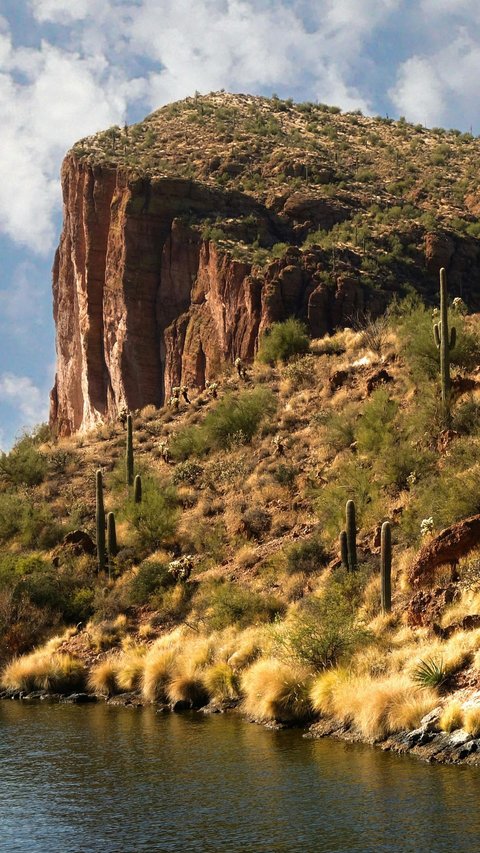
[
  {"left": 0, "top": 434, "right": 47, "bottom": 486},
  {"left": 128, "top": 480, "right": 178, "bottom": 550},
  {"left": 128, "top": 561, "right": 174, "bottom": 605},
  {"left": 194, "top": 579, "right": 284, "bottom": 630},
  {"left": 0, "top": 493, "right": 23, "bottom": 542},
  {"left": 355, "top": 389, "right": 398, "bottom": 455},
  {"left": 170, "top": 388, "right": 276, "bottom": 460},
  {"left": 286, "top": 537, "right": 329, "bottom": 575},
  {"left": 323, "top": 404, "right": 358, "bottom": 452},
  {"left": 257, "top": 318, "right": 310, "bottom": 364},
  {"left": 275, "top": 570, "right": 369, "bottom": 670}
]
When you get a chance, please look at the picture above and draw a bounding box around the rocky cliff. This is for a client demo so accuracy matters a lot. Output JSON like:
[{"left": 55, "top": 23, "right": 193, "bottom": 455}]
[{"left": 51, "top": 92, "right": 480, "bottom": 434}]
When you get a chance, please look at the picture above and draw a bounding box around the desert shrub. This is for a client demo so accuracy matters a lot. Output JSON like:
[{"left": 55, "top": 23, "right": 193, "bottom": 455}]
[
  {"left": 172, "top": 460, "right": 203, "bottom": 485},
  {"left": 316, "top": 460, "right": 381, "bottom": 539},
  {"left": 323, "top": 404, "right": 358, "bottom": 452},
  {"left": 170, "top": 388, "right": 276, "bottom": 460},
  {"left": 355, "top": 389, "right": 398, "bottom": 455},
  {"left": 0, "top": 433, "right": 47, "bottom": 486},
  {"left": 0, "top": 493, "right": 23, "bottom": 542},
  {"left": 283, "top": 355, "right": 317, "bottom": 388},
  {"left": 194, "top": 580, "right": 284, "bottom": 630},
  {"left": 128, "top": 480, "right": 178, "bottom": 549},
  {"left": 257, "top": 318, "right": 310, "bottom": 364},
  {"left": 127, "top": 561, "right": 174, "bottom": 605},
  {"left": 275, "top": 570, "right": 370, "bottom": 670},
  {"left": 395, "top": 296, "right": 479, "bottom": 383},
  {"left": 2, "top": 650, "right": 85, "bottom": 694},
  {"left": 452, "top": 398, "right": 480, "bottom": 435},
  {"left": 273, "top": 463, "right": 297, "bottom": 489},
  {"left": 439, "top": 701, "right": 464, "bottom": 733},
  {"left": 241, "top": 506, "right": 271, "bottom": 540},
  {"left": 412, "top": 657, "right": 446, "bottom": 688},
  {"left": 401, "top": 460, "right": 480, "bottom": 541},
  {"left": 285, "top": 537, "right": 329, "bottom": 575}
]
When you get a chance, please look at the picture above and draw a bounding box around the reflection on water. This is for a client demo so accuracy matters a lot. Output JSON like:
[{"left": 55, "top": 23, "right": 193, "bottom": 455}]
[{"left": 0, "top": 701, "right": 479, "bottom": 852}]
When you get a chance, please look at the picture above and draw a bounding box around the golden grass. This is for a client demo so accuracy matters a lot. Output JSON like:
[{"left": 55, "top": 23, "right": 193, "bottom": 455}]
[
  {"left": 203, "top": 662, "right": 239, "bottom": 701},
  {"left": 87, "top": 614, "right": 128, "bottom": 652},
  {"left": 463, "top": 706, "right": 480, "bottom": 737},
  {"left": 2, "top": 651, "right": 85, "bottom": 693},
  {"left": 167, "top": 671, "right": 209, "bottom": 708},
  {"left": 141, "top": 648, "right": 176, "bottom": 703},
  {"left": 88, "top": 660, "right": 118, "bottom": 696},
  {"left": 241, "top": 658, "right": 312, "bottom": 723},
  {"left": 115, "top": 643, "right": 147, "bottom": 691},
  {"left": 439, "top": 701, "right": 464, "bottom": 733},
  {"left": 311, "top": 669, "right": 438, "bottom": 741}
]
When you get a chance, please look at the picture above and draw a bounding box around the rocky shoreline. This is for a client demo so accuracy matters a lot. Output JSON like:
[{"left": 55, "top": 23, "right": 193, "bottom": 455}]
[{"left": 3, "top": 689, "right": 479, "bottom": 766}]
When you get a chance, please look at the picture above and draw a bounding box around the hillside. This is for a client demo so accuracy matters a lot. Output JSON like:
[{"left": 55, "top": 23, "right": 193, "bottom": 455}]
[
  {"left": 51, "top": 92, "right": 480, "bottom": 436},
  {"left": 3, "top": 94, "right": 480, "bottom": 762},
  {"left": 3, "top": 296, "right": 480, "bottom": 761}
]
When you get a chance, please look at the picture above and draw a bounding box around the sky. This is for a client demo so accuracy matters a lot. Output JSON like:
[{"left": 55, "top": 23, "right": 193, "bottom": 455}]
[{"left": 1, "top": 0, "right": 480, "bottom": 449}]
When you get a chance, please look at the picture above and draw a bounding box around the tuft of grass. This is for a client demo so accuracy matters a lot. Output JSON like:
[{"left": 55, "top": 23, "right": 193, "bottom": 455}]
[
  {"left": 2, "top": 650, "right": 85, "bottom": 693},
  {"left": 241, "top": 658, "right": 312, "bottom": 723},
  {"left": 88, "top": 660, "right": 119, "bottom": 696},
  {"left": 203, "top": 662, "right": 239, "bottom": 702},
  {"left": 141, "top": 647, "right": 176, "bottom": 703},
  {"left": 439, "top": 701, "right": 464, "bottom": 733},
  {"left": 463, "top": 706, "right": 480, "bottom": 737},
  {"left": 167, "top": 671, "right": 210, "bottom": 708}
]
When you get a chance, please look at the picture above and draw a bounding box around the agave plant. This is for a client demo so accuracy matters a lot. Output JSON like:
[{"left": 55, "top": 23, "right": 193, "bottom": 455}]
[{"left": 412, "top": 657, "right": 446, "bottom": 688}]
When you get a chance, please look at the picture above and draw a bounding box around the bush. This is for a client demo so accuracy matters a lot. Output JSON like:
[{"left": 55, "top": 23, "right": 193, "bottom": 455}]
[
  {"left": 128, "top": 561, "right": 174, "bottom": 605},
  {"left": 170, "top": 388, "right": 276, "bottom": 460},
  {"left": 275, "top": 570, "right": 370, "bottom": 670},
  {"left": 194, "top": 580, "right": 284, "bottom": 630},
  {"left": 128, "top": 480, "right": 178, "bottom": 549},
  {"left": 286, "top": 537, "right": 329, "bottom": 575},
  {"left": 0, "top": 433, "right": 47, "bottom": 486},
  {"left": 355, "top": 389, "right": 398, "bottom": 455},
  {"left": 257, "top": 318, "right": 310, "bottom": 364}
]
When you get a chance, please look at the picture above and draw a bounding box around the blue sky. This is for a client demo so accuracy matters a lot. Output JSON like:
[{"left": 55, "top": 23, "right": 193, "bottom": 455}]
[{"left": 1, "top": 0, "right": 480, "bottom": 449}]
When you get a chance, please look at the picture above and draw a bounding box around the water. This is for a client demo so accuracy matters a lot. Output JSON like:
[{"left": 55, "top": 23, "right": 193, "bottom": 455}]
[{"left": 0, "top": 702, "right": 479, "bottom": 853}]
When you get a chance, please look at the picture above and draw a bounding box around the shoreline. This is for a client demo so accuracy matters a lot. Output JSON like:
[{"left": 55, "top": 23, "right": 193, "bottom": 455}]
[{"left": 3, "top": 689, "right": 479, "bottom": 767}]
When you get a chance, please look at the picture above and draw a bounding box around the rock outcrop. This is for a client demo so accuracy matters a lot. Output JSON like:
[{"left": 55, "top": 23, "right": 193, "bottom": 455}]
[{"left": 50, "top": 155, "right": 382, "bottom": 435}]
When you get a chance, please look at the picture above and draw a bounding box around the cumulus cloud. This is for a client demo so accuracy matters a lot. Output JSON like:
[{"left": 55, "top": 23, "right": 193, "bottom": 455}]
[
  {"left": 390, "top": 30, "right": 480, "bottom": 128},
  {"left": 0, "top": 373, "right": 49, "bottom": 425}
]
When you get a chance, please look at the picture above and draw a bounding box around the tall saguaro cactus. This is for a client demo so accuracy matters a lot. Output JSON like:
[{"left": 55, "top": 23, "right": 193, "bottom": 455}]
[
  {"left": 339, "top": 530, "right": 349, "bottom": 570},
  {"left": 433, "top": 267, "right": 456, "bottom": 424},
  {"left": 345, "top": 499, "right": 357, "bottom": 571},
  {"left": 126, "top": 413, "right": 134, "bottom": 487},
  {"left": 134, "top": 474, "right": 142, "bottom": 504},
  {"left": 96, "top": 469, "right": 106, "bottom": 573},
  {"left": 380, "top": 521, "right": 392, "bottom": 614}
]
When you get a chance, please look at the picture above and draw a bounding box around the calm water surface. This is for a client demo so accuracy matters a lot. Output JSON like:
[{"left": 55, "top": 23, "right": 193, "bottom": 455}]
[{"left": 0, "top": 701, "right": 479, "bottom": 852}]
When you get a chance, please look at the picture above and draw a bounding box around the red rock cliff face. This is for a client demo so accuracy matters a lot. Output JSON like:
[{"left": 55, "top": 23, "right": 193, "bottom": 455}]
[{"left": 50, "top": 155, "right": 383, "bottom": 435}]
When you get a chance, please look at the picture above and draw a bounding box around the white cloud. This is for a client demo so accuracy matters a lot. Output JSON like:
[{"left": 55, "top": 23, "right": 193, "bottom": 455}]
[
  {"left": 29, "top": 0, "right": 99, "bottom": 24},
  {"left": 390, "top": 31, "right": 480, "bottom": 127},
  {"left": 0, "top": 373, "right": 49, "bottom": 425}
]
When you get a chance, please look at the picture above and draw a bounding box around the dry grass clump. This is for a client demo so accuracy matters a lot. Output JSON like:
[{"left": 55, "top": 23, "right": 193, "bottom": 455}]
[
  {"left": 311, "top": 669, "right": 438, "bottom": 741},
  {"left": 2, "top": 650, "right": 85, "bottom": 693},
  {"left": 88, "top": 659, "right": 119, "bottom": 696},
  {"left": 439, "top": 701, "right": 464, "bottom": 733},
  {"left": 463, "top": 706, "right": 480, "bottom": 737},
  {"left": 241, "top": 658, "right": 312, "bottom": 723},
  {"left": 142, "top": 649, "right": 176, "bottom": 702},
  {"left": 203, "top": 662, "right": 239, "bottom": 701},
  {"left": 167, "top": 670, "right": 210, "bottom": 708},
  {"left": 116, "top": 642, "right": 147, "bottom": 691},
  {"left": 88, "top": 614, "right": 128, "bottom": 652}
]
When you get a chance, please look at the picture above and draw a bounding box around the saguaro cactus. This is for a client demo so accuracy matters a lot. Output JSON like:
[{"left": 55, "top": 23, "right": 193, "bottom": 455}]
[
  {"left": 107, "top": 511, "right": 117, "bottom": 559},
  {"left": 126, "top": 413, "right": 134, "bottom": 487},
  {"left": 134, "top": 474, "right": 142, "bottom": 504},
  {"left": 96, "top": 469, "right": 106, "bottom": 572},
  {"left": 339, "top": 530, "right": 349, "bottom": 570},
  {"left": 346, "top": 499, "right": 357, "bottom": 571},
  {"left": 433, "top": 267, "right": 456, "bottom": 423},
  {"left": 380, "top": 521, "right": 392, "bottom": 614}
]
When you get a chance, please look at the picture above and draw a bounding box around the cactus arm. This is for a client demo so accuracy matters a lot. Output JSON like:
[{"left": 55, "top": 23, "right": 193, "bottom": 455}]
[
  {"left": 126, "top": 413, "right": 134, "bottom": 487},
  {"left": 380, "top": 521, "right": 392, "bottom": 614},
  {"left": 340, "top": 530, "right": 349, "bottom": 570},
  {"left": 346, "top": 499, "right": 357, "bottom": 571},
  {"left": 134, "top": 474, "right": 142, "bottom": 504},
  {"left": 96, "top": 469, "right": 106, "bottom": 572},
  {"left": 433, "top": 323, "right": 440, "bottom": 348}
]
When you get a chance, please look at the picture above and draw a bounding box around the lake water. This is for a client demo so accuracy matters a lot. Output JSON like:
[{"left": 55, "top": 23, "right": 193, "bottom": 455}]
[{"left": 0, "top": 701, "right": 479, "bottom": 852}]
